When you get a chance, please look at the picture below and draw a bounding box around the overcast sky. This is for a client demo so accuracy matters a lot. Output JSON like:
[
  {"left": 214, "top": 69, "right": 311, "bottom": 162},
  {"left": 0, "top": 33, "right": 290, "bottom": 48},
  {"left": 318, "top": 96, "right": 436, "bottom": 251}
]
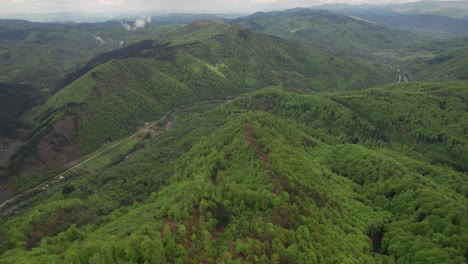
[{"left": 0, "top": 0, "right": 425, "bottom": 14}]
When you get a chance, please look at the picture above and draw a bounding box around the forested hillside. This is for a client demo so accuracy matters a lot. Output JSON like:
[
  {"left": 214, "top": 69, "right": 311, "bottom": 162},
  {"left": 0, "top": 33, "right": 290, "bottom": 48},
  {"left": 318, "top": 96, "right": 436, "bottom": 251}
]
[
  {"left": 407, "top": 36, "right": 468, "bottom": 81},
  {"left": 0, "top": 18, "right": 210, "bottom": 90},
  {"left": 0, "top": 19, "right": 176, "bottom": 152},
  {"left": 6, "top": 21, "right": 393, "bottom": 189},
  {"left": 0, "top": 82, "right": 466, "bottom": 263},
  {"left": 233, "top": 9, "right": 422, "bottom": 57},
  {"left": 0, "top": 5, "right": 467, "bottom": 264},
  {"left": 345, "top": 13, "right": 468, "bottom": 37},
  {"left": 319, "top": 1, "right": 468, "bottom": 18},
  {"left": 0, "top": 83, "right": 42, "bottom": 138}
]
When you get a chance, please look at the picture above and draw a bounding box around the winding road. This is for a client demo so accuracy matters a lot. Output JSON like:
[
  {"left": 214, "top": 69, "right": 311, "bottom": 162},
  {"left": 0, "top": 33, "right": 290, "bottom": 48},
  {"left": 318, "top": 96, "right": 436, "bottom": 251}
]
[
  {"left": 0, "top": 99, "right": 231, "bottom": 213},
  {"left": 0, "top": 114, "right": 168, "bottom": 211}
]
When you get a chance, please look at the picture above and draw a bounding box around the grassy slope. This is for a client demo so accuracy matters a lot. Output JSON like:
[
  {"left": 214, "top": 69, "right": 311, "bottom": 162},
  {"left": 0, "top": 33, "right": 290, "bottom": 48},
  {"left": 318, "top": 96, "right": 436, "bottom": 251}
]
[{"left": 0, "top": 82, "right": 466, "bottom": 263}]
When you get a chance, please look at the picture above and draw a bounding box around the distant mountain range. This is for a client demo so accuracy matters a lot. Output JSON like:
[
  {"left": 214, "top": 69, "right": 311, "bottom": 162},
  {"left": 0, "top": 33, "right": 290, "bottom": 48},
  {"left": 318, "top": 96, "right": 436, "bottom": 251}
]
[
  {"left": 318, "top": 1, "right": 468, "bottom": 18},
  {"left": 316, "top": 2, "right": 468, "bottom": 37},
  {"left": 232, "top": 9, "right": 423, "bottom": 57}
]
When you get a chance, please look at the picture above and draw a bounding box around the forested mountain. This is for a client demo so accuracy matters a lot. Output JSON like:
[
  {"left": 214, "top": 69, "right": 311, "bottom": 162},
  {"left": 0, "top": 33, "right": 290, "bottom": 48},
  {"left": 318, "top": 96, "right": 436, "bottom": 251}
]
[
  {"left": 407, "top": 36, "right": 468, "bottom": 81},
  {"left": 325, "top": 10, "right": 468, "bottom": 37},
  {"left": 318, "top": 1, "right": 468, "bottom": 18},
  {"left": 0, "top": 4, "right": 467, "bottom": 264},
  {"left": 0, "top": 83, "right": 42, "bottom": 138},
  {"left": 5, "top": 21, "right": 393, "bottom": 189},
  {"left": 385, "top": 0, "right": 468, "bottom": 18},
  {"left": 0, "top": 15, "right": 229, "bottom": 96},
  {"left": 0, "top": 82, "right": 466, "bottom": 263},
  {"left": 0, "top": 19, "right": 167, "bottom": 89},
  {"left": 232, "top": 9, "right": 422, "bottom": 57}
]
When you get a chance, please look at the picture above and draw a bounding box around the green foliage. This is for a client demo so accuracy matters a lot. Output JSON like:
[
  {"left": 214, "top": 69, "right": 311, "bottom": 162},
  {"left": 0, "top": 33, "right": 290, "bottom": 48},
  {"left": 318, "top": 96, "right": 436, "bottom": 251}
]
[
  {"left": 0, "top": 20, "right": 175, "bottom": 90},
  {"left": 234, "top": 82, "right": 468, "bottom": 174},
  {"left": 1, "top": 84, "right": 466, "bottom": 262},
  {"left": 9, "top": 22, "right": 394, "bottom": 182},
  {"left": 0, "top": 82, "right": 41, "bottom": 137},
  {"left": 1, "top": 16, "right": 467, "bottom": 264},
  {"left": 235, "top": 9, "right": 423, "bottom": 58},
  {"left": 408, "top": 37, "right": 468, "bottom": 82}
]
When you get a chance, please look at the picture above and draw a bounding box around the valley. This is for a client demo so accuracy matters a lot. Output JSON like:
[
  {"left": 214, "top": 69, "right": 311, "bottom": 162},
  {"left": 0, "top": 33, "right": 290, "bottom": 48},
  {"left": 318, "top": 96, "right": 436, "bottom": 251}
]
[{"left": 0, "top": 1, "right": 467, "bottom": 263}]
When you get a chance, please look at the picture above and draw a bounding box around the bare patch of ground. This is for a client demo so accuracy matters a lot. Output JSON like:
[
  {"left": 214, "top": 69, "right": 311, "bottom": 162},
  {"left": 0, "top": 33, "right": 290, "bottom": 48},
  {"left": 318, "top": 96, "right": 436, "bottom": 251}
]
[{"left": 21, "top": 114, "right": 79, "bottom": 174}]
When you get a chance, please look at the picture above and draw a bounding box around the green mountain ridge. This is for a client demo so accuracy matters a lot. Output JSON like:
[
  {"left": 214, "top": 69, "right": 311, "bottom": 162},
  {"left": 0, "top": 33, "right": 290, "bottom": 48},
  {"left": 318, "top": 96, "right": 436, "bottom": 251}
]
[
  {"left": 6, "top": 22, "right": 393, "bottom": 188},
  {"left": 317, "top": 1, "right": 468, "bottom": 18},
  {"left": 233, "top": 9, "right": 423, "bottom": 58},
  {"left": 408, "top": 37, "right": 468, "bottom": 81},
  {"left": 0, "top": 82, "right": 466, "bottom": 263},
  {"left": 0, "top": 9, "right": 467, "bottom": 264}
]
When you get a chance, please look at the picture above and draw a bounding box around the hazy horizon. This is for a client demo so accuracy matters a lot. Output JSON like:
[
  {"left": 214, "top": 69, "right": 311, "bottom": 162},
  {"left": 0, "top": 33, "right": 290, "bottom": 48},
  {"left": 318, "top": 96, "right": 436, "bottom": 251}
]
[{"left": 0, "top": 0, "right": 427, "bottom": 15}]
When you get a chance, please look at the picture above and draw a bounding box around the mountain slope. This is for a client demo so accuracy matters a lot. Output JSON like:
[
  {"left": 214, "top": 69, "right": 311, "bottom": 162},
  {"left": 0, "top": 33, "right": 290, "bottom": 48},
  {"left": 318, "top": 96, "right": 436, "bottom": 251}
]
[
  {"left": 349, "top": 13, "right": 468, "bottom": 37},
  {"left": 240, "top": 82, "right": 468, "bottom": 175},
  {"left": 408, "top": 36, "right": 468, "bottom": 81},
  {"left": 233, "top": 9, "right": 422, "bottom": 57},
  {"left": 318, "top": 1, "right": 468, "bottom": 18},
  {"left": 390, "top": 0, "right": 468, "bottom": 18},
  {"left": 6, "top": 22, "right": 393, "bottom": 188},
  {"left": 0, "top": 83, "right": 42, "bottom": 139},
  {"left": 0, "top": 82, "right": 466, "bottom": 263},
  {"left": 0, "top": 20, "right": 179, "bottom": 157},
  {"left": 0, "top": 19, "right": 177, "bottom": 90}
]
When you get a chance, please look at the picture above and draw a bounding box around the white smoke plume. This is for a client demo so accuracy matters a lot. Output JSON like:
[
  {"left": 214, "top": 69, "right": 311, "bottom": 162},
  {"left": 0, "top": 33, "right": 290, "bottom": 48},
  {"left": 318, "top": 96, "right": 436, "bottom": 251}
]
[
  {"left": 119, "top": 40, "right": 124, "bottom": 47},
  {"left": 120, "top": 21, "right": 132, "bottom": 31},
  {"left": 121, "top": 15, "right": 151, "bottom": 31},
  {"left": 93, "top": 36, "right": 106, "bottom": 45}
]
